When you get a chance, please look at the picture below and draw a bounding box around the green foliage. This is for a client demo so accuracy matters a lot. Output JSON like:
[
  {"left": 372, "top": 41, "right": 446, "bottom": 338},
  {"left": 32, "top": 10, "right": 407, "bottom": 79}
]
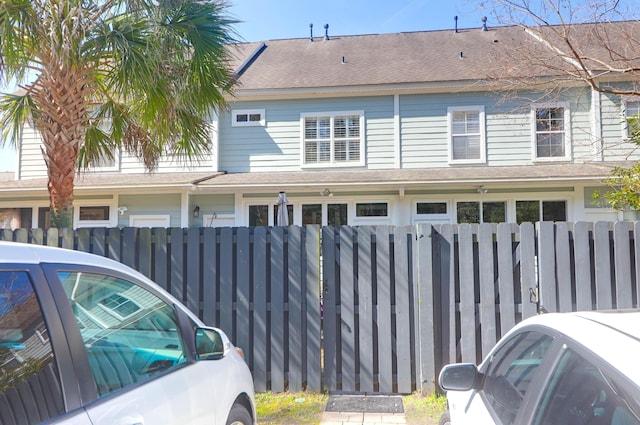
[
  {"left": 0, "top": 357, "right": 51, "bottom": 393},
  {"left": 595, "top": 115, "right": 640, "bottom": 212}
]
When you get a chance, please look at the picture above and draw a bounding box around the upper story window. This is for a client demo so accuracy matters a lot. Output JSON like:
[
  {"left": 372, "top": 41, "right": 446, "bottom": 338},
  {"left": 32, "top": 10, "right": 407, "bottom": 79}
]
[
  {"left": 532, "top": 104, "right": 570, "bottom": 160},
  {"left": 624, "top": 100, "right": 640, "bottom": 138},
  {"left": 448, "top": 106, "right": 485, "bottom": 163},
  {"left": 232, "top": 109, "right": 265, "bottom": 127},
  {"left": 301, "top": 111, "right": 364, "bottom": 167}
]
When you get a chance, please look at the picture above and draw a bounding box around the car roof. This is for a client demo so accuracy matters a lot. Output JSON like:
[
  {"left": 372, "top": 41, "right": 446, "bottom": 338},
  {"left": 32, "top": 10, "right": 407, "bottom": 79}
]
[
  {"left": 0, "top": 241, "right": 157, "bottom": 291},
  {"left": 510, "top": 311, "right": 640, "bottom": 384}
]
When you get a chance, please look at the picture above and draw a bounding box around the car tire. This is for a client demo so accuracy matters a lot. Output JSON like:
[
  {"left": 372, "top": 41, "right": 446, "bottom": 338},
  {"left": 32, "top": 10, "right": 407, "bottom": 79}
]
[
  {"left": 439, "top": 411, "right": 451, "bottom": 425},
  {"left": 226, "top": 403, "right": 253, "bottom": 425}
]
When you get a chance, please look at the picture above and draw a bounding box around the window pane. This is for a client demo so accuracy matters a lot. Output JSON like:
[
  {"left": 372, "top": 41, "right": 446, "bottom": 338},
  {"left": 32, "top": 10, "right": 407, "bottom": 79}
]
[
  {"left": 58, "top": 271, "right": 187, "bottom": 397},
  {"left": 356, "top": 203, "right": 388, "bottom": 217},
  {"left": 483, "top": 202, "right": 506, "bottom": 223},
  {"left": 453, "top": 135, "right": 480, "bottom": 160},
  {"left": 80, "top": 206, "right": 109, "bottom": 221},
  {"left": 249, "top": 113, "right": 261, "bottom": 122},
  {"left": 346, "top": 116, "right": 360, "bottom": 137},
  {"left": 302, "top": 204, "right": 322, "bottom": 225},
  {"left": 0, "top": 271, "right": 64, "bottom": 422},
  {"left": 457, "top": 202, "right": 480, "bottom": 223},
  {"left": 305, "top": 141, "right": 318, "bottom": 162},
  {"left": 534, "top": 348, "right": 640, "bottom": 425},
  {"left": 249, "top": 205, "right": 269, "bottom": 226},
  {"left": 542, "top": 201, "right": 566, "bottom": 221},
  {"left": 327, "top": 204, "right": 347, "bottom": 225},
  {"left": 334, "top": 117, "right": 346, "bottom": 138},
  {"left": 484, "top": 331, "right": 553, "bottom": 425},
  {"left": 334, "top": 140, "right": 346, "bottom": 161},
  {"left": 516, "top": 201, "right": 540, "bottom": 224},
  {"left": 417, "top": 202, "right": 447, "bottom": 215},
  {"left": 536, "top": 107, "right": 565, "bottom": 158},
  {"left": 236, "top": 114, "right": 248, "bottom": 122}
]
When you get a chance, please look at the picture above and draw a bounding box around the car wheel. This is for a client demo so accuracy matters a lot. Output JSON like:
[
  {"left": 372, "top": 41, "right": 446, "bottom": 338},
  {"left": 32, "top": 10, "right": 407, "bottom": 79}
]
[
  {"left": 439, "top": 411, "right": 451, "bottom": 425},
  {"left": 226, "top": 403, "right": 253, "bottom": 425}
]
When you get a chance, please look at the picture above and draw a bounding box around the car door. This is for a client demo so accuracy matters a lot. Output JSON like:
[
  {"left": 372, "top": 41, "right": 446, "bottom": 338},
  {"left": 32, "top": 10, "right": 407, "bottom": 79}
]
[
  {"left": 448, "top": 329, "right": 557, "bottom": 425},
  {"left": 50, "top": 268, "right": 228, "bottom": 425},
  {"left": 530, "top": 346, "right": 640, "bottom": 425},
  {"left": 0, "top": 267, "right": 93, "bottom": 425}
]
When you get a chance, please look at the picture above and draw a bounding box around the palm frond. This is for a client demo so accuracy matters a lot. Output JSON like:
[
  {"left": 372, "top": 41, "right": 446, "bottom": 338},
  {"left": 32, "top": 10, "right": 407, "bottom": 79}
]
[{"left": 0, "top": 92, "right": 36, "bottom": 147}]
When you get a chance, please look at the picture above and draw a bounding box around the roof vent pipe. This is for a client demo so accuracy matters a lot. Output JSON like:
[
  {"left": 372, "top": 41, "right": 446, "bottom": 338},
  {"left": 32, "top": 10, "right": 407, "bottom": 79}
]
[
  {"left": 324, "top": 24, "right": 329, "bottom": 40},
  {"left": 310, "top": 23, "right": 313, "bottom": 41},
  {"left": 454, "top": 16, "right": 458, "bottom": 33},
  {"left": 482, "top": 16, "right": 488, "bottom": 31}
]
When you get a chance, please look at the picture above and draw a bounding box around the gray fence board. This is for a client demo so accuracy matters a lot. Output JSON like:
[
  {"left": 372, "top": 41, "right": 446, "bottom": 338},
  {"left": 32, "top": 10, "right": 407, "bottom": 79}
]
[
  {"left": 416, "top": 224, "right": 436, "bottom": 393},
  {"left": 322, "top": 227, "right": 337, "bottom": 390},
  {"left": 339, "top": 226, "right": 356, "bottom": 390},
  {"left": 497, "top": 223, "right": 516, "bottom": 336},
  {"left": 358, "top": 227, "right": 374, "bottom": 392},
  {"left": 614, "top": 222, "right": 633, "bottom": 309},
  {"left": 376, "top": 226, "right": 393, "bottom": 393},
  {"left": 538, "top": 222, "right": 557, "bottom": 313},
  {"left": 219, "top": 227, "right": 234, "bottom": 336},
  {"left": 252, "top": 227, "right": 268, "bottom": 392},
  {"left": 573, "top": 222, "right": 593, "bottom": 311},
  {"left": 236, "top": 227, "right": 251, "bottom": 357},
  {"left": 594, "top": 222, "right": 614, "bottom": 310},
  {"left": 458, "top": 224, "right": 476, "bottom": 364},
  {"left": 394, "top": 226, "right": 413, "bottom": 394},
  {"left": 288, "top": 226, "right": 303, "bottom": 392},
  {"left": 478, "top": 224, "right": 497, "bottom": 359},
  {"left": 520, "top": 223, "right": 537, "bottom": 320},
  {"left": 305, "top": 225, "right": 322, "bottom": 391},
  {"left": 555, "top": 223, "right": 573, "bottom": 312},
  {"left": 270, "top": 227, "right": 285, "bottom": 392}
]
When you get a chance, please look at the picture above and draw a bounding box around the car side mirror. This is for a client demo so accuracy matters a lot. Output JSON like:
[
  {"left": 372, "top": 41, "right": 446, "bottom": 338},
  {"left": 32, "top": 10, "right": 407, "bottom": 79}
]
[
  {"left": 195, "top": 327, "right": 224, "bottom": 360},
  {"left": 439, "top": 363, "right": 481, "bottom": 391}
]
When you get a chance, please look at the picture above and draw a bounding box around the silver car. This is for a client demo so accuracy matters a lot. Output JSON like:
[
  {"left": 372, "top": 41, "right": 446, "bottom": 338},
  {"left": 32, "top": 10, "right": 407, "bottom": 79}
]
[{"left": 0, "top": 241, "right": 256, "bottom": 425}]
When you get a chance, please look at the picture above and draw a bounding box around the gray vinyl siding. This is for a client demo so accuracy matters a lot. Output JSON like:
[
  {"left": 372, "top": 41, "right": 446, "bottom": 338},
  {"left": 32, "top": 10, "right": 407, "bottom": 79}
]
[
  {"left": 600, "top": 91, "right": 640, "bottom": 161},
  {"left": 219, "top": 97, "right": 395, "bottom": 173},
  {"left": 117, "top": 194, "right": 182, "bottom": 227},
  {"left": 189, "top": 194, "right": 235, "bottom": 227},
  {"left": 18, "top": 126, "right": 47, "bottom": 179},
  {"left": 400, "top": 94, "right": 448, "bottom": 167},
  {"left": 570, "top": 88, "right": 596, "bottom": 162}
]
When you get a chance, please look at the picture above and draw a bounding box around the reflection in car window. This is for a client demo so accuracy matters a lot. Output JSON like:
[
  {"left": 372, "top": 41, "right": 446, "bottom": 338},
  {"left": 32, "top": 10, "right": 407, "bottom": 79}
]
[
  {"left": 58, "top": 271, "right": 187, "bottom": 397},
  {"left": 483, "top": 331, "right": 553, "bottom": 424},
  {"left": 0, "top": 271, "right": 64, "bottom": 424},
  {"left": 534, "top": 348, "right": 640, "bottom": 425}
]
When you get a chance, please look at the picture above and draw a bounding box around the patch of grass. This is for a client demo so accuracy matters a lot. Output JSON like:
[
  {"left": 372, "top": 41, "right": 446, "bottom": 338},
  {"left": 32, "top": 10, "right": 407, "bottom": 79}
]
[
  {"left": 256, "top": 391, "right": 328, "bottom": 425},
  {"left": 403, "top": 392, "right": 448, "bottom": 425},
  {"left": 255, "top": 391, "right": 447, "bottom": 425}
]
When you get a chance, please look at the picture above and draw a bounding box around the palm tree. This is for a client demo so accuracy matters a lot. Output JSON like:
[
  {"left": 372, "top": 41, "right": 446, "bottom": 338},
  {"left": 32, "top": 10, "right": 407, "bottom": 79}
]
[{"left": 0, "top": 0, "right": 238, "bottom": 227}]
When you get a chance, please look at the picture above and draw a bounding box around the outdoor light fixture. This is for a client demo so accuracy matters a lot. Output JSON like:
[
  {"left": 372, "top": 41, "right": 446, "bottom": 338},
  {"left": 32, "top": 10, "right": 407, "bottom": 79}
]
[
  {"left": 477, "top": 185, "right": 488, "bottom": 194},
  {"left": 117, "top": 206, "right": 128, "bottom": 215},
  {"left": 193, "top": 205, "right": 200, "bottom": 218},
  {"left": 321, "top": 188, "right": 333, "bottom": 197}
]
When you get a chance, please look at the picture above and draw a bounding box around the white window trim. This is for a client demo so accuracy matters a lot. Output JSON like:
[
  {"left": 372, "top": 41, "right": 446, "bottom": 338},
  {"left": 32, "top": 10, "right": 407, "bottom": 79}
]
[
  {"left": 447, "top": 106, "right": 486, "bottom": 164},
  {"left": 621, "top": 98, "right": 640, "bottom": 140},
  {"left": 531, "top": 102, "right": 572, "bottom": 162},
  {"left": 129, "top": 214, "right": 170, "bottom": 228},
  {"left": 232, "top": 109, "right": 266, "bottom": 127},
  {"left": 300, "top": 110, "right": 365, "bottom": 168},
  {"left": 74, "top": 203, "right": 117, "bottom": 228}
]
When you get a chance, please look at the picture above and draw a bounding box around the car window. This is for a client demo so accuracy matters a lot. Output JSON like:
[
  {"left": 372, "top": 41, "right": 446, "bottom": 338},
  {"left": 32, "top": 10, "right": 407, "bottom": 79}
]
[
  {"left": 57, "top": 271, "right": 187, "bottom": 397},
  {"left": 0, "top": 271, "right": 64, "bottom": 424},
  {"left": 482, "top": 331, "right": 553, "bottom": 425},
  {"left": 534, "top": 347, "right": 640, "bottom": 425}
]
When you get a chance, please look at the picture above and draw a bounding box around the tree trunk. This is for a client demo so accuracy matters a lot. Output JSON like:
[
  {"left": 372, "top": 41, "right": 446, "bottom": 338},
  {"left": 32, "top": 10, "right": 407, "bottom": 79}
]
[{"left": 32, "top": 71, "right": 89, "bottom": 228}]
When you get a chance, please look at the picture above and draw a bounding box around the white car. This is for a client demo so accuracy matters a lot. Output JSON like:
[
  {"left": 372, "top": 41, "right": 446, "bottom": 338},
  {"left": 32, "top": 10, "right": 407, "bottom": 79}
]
[
  {"left": 439, "top": 311, "right": 640, "bottom": 425},
  {"left": 0, "top": 241, "right": 256, "bottom": 425}
]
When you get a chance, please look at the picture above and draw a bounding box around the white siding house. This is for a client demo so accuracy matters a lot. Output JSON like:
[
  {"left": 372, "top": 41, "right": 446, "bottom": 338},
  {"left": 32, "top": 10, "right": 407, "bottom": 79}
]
[{"left": 1, "top": 22, "right": 638, "bottom": 229}]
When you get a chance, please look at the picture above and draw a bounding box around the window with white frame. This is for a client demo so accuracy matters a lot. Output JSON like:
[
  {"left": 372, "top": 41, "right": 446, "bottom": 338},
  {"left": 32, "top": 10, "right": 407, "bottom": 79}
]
[
  {"left": 533, "top": 104, "right": 569, "bottom": 159},
  {"left": 516, "top": 200, "right": 567, "bottom": 223},
  {"left": 456, "top": 201, "right": 506, "bottom": 224},
  {"left": 624, "top": 100, "right": 640, "bottom": 138},
  {"left": 301, "top": 111, "right": 364, "bottom": 166},
  {"left": 448, "top": 106, "right": 485, "bottom": 163},
  {"left": 232, "top": 109, "right": 265, "bottom": 127}
]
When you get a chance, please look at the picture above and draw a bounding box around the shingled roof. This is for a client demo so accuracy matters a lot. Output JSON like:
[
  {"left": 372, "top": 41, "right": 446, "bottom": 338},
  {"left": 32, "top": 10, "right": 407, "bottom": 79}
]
[{"left": 227, "top": 21, "right": 640, "bottom": 93}]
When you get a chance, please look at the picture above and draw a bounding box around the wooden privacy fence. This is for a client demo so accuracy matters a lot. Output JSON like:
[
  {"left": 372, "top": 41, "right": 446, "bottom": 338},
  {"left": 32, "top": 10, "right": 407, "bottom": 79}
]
[{"left": 2, "top": 221, "right": 640, "bottom": 393}]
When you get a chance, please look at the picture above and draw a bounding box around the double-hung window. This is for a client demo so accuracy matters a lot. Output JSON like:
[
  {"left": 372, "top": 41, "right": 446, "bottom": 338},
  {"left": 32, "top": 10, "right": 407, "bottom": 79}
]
[
  {"left": 533, "top": 104, "right": 570, "bottom": 160},
  {"left": 448, "top": 106, "right": 485, "bottom": 163},
  {"left": 624, "top": 100, "right": 640, "bottom": 138},
  {"left": 301, "top": 111, "right": 364, "bottom": 166}
]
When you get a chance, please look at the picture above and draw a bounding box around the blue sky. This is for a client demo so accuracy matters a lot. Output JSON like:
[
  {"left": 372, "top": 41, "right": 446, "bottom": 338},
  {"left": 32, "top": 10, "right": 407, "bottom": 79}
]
[{"left": 0, "top": 0, "right": 487, "bottom": 172}]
